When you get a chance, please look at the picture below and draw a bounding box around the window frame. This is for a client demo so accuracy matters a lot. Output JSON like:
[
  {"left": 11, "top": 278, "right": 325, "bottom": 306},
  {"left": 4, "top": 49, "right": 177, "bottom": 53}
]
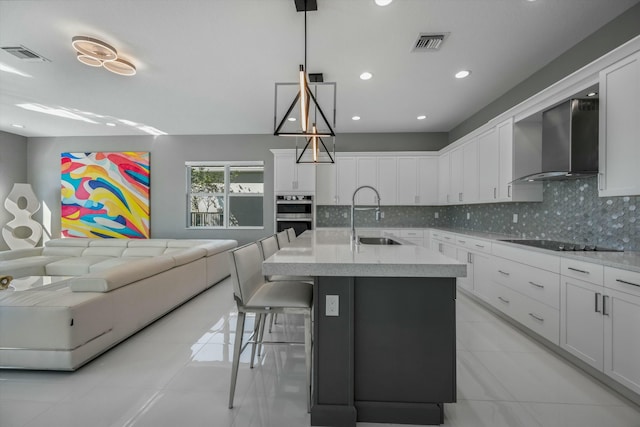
[{"left": 186, "top": 161, "right": 264, "bottom": 229}]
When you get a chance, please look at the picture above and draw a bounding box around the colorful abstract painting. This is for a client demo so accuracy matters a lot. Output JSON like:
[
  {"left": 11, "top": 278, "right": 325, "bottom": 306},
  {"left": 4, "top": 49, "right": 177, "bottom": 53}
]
[{"left": 61, "top": 152, "right": 150, "bottom": 238}]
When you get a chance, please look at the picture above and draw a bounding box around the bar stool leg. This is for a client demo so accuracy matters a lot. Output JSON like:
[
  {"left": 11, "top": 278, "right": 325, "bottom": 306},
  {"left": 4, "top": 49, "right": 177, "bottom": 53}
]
[{"left": 229, "top": 311, "right": 246, "bottom": 409}]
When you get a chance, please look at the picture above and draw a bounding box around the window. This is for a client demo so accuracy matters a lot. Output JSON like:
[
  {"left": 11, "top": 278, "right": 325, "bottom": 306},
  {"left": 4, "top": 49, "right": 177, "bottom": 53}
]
[{"left": 186, "top": 161, "right": 264, "bottom": 228}]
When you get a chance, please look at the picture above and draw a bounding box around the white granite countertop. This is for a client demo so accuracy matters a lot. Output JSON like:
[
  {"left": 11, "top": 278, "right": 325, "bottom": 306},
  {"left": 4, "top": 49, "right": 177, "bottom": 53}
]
[
  {"left": 431, "top": 227, "right": 640, "bottom": 274},
  {"left": 263, "top": 229, "right": 466, "bottom": 278}
]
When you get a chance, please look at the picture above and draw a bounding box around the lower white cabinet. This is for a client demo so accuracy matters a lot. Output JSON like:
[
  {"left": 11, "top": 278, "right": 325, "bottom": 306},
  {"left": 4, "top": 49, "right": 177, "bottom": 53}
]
[
  {"left": 456, "top": 248, "right": 474, "bottom": 293},
  {"left": 560, "top": 276, "right": 605, "bottom": 369}
]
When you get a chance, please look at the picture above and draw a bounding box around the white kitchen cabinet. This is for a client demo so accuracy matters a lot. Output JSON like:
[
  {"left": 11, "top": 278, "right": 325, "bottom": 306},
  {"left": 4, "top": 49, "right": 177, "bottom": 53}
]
[
  {"left": 356, "top": 157, "right": 378, "bottom": 204},
  {"left": 315, "top": 163, "right": 336, "bottom": 205},
  {"left": 336, "top": 156, "right": 357, "bottom": 205},
  {"left": 498, "top": 119, "right": 543, "bottom": 202},
  {"left": 399, "top": 229, "right": 425, "bottom": 247},
  {"left": 603, "top": 268, "right": 640, "bottom": 394},
  {"left": 456, "top": 248, "right": 474, "bottom": 293},
  {"left": 397, "top": 157, "right": 419, "bottom": 205},
  {"left": 377, "top": 157, "right": 397, "bottom": 206},
  {"left": 462, "top": 140, "right": 479, "bottom": 203},
  {"left": 478, "top": 127, "right": 499, "bottom": 202},
  {"left": 598, "top": 51, "right": 640, "bottom": 197},
  {"left": 418, "top": 156, "right": 439, "bottom": 205},
  {"left": 450, "top": 147, "right": 464, "bottom": 204},
  {"left": 472, "top": 252, "right": 495, "bottom": 304},
  {"left": 438, "top": 152, "right": 451, "bottom": 205},
  {"left": 560, "top": 276, "right": 605, "bottom": 370},
  {"left": 273, "top": 150, "right": 316, "bottom": 194}
]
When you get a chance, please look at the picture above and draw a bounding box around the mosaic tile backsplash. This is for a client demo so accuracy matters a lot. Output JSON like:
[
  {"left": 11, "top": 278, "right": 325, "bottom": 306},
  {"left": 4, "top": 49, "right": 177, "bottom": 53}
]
[{"left": 316, "top": 177, "right": 640, "bottom": 251}]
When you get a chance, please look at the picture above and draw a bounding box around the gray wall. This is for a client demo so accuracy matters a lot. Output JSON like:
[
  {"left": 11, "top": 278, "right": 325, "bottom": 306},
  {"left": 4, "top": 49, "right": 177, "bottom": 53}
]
[
  {"left": 26, "top": 132, "right": 441, "bottom": 245},
  {"left": 449, "top": 2, "right": 640, "bottom": 142},
  {"left": 0, "top": 131, "right": 28, "bottom": 251}
]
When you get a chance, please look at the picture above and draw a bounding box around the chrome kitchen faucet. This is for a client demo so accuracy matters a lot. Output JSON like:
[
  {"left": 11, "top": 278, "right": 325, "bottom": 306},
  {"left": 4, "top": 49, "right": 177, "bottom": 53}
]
[{"left": 351, "top": 185, "right": 381, "bottom": 245}]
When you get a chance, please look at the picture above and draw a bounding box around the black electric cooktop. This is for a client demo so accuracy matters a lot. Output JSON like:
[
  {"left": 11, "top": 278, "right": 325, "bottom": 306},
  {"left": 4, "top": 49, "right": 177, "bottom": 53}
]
[{"left": 499, "top": 239, "right": 622, "bottom": 252}]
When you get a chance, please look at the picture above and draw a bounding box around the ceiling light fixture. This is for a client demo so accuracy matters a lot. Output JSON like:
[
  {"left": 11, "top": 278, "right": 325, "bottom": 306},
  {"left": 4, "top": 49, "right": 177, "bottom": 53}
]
[
  {"left": 71, "top": 36, "right": 136, "bottom": 76},
  {"left": 587, "top": 92, "right": 598, "bottom": 97},
  {"left": 455, "top": 70, "right": 471, "bottom": 79},
  {"left": 375, "top": 0, "right": 393, "bottom": 6},
  {"left": 274, "top": 0, "right": 336, "bottom": 164},
  {"left": 417, "top": 115, "right": 427, "bottom": 120},
  {"left": 360, "top": 71, "right": 373, "bottom": 80},
  {"left": 352, "top": 116, "right": 361, "bottom": 121},
  {"left": 11, "top": 124, "right": 24, "bottom": 128}
]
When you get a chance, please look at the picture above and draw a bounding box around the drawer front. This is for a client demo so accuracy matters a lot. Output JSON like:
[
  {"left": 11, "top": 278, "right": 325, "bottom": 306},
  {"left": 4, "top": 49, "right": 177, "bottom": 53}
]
[
  {"left": 400, "top": 229, "right": 424, "bottom": 238},
  {"left": 493, "top": 243, "right": 560, "bottom": 272},
  {"left": 489, "top": 282, "right": 518, "bottom": 318},
  {"left": 454, "top": 235, "right": 492, "bottom": 254},
  {"left": 494, "top": 257, "right": 560, "bottom": 309},
  {"left": 605, "top": 267, "right": 640, "bottom": 297},
  {"left": 561, "top": 258, "right": 604, "bottom": 286},
  {"left": 513, "top": 293, "right": 560, "bottom": 345}
]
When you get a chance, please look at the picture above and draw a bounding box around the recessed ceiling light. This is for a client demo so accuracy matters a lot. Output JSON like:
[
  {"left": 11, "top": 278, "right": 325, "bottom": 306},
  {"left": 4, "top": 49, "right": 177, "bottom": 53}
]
[
  {"left": 455, "top": 70, "right": 471, "bottom": 79},
  {"left": 587, "top": 92, "right": 598, "bottom": 97},
  {"left": 11, "top": 123, "right": 24, "bottom": 128},
  {"left": 106, "top": 122, "right": 116, "bottom": 127},
  {"left": 352, "top": 116, "right": 361, "bottom": 121},
  {"left": 374, "top": 0, "right": 393, "bottom": 6},
  {"left": 360, "top": 72, "right": 373, "bottom": 80},
  {"left": 417, "top": 115, "right": 427, "bottom": 120},
  {"left": 288, "top": 117, "right": 296, "bottom": 122}
]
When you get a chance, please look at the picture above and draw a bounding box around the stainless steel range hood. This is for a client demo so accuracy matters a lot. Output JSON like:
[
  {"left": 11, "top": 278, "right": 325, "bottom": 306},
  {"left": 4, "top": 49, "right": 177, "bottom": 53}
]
[{"left": 513, "top": 98, "right": 599, "bottom": 182}]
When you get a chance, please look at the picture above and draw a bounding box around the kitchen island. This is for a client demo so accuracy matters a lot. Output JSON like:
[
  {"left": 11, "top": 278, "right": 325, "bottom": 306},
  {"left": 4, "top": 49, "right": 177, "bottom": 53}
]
[{"left": 263, "top": 229, "right": 466, "bottom": 426}]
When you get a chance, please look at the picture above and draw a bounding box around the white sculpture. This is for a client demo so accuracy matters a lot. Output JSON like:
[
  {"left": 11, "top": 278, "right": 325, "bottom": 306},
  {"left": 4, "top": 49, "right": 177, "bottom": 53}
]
[{"left": 2, "top": 183, "right": 43, "bottom": 249}]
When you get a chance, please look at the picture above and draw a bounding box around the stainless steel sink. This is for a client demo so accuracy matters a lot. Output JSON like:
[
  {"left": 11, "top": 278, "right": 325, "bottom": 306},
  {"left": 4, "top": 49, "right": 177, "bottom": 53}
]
[{"left": 358, "top": 236, "right": 401, "bottom": 245}]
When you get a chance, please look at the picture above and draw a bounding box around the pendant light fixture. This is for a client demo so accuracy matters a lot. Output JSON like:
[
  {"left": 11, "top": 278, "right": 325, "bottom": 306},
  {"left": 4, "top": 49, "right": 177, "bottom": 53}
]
[
  {"left": 72, "top": 36, "right": 136, "bottom": 76},
  {"left": 274, "top": 0, "right": 336, "bottom": 164}
]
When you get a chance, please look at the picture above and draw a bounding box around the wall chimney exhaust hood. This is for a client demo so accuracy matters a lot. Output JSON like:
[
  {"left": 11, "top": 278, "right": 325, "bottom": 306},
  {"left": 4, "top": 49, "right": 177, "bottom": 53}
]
[{"left": 513, "top": 98, "right": 599, "bottom": 182}]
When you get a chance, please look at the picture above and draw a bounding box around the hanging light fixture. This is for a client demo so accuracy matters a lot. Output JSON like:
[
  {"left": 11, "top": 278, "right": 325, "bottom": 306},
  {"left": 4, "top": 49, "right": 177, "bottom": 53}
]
[
  {"left": 71, "top": 36, "right": 136, "bottom": 76},
  {"left": 274, "top": 0, "right": 336, "bottom": 164}
]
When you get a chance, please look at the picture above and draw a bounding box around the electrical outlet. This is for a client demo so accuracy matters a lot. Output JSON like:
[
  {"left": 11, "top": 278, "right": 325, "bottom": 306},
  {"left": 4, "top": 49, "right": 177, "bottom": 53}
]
[
  {"left": 326, "top": 295, "right": 339, "bottom": 316},
  {"left": 434, "top": 212, "right": 439, "bottom": 219},
  {"left": 513, "top": 213, "right": 518, "bottom": 223},
  {"left": 343, "top": 212, "right": 348, "bottom": 218},
  {"left": 466, "top": 212, "right": 470, "bottom": 220},
  {"left": 325, "top": 212, "right": 329, "bottom": 218},
  {"left": 380, "top": 211, "right": 385, "bottom": 219}
]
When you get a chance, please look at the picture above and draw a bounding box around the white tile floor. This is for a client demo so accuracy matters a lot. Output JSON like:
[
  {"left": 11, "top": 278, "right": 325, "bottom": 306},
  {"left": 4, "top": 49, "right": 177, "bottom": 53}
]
[{"left": 1, "top": 278, "right": 639, "bottom": 427}]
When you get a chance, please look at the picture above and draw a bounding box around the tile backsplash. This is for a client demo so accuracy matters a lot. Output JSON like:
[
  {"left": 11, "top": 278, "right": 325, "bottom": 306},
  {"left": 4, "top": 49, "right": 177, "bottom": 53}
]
[{"left": 316, "top": 177, "right": 640, "bottom": 251}]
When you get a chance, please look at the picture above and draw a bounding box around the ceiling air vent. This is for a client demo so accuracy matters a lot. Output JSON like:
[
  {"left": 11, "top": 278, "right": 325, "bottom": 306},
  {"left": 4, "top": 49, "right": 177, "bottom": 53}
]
[
  {"left": 412, "top": 33, "right": 449, "bottom": 52},
  {"left": 1, "top": 45, "right": 50, "bottom": 62}
]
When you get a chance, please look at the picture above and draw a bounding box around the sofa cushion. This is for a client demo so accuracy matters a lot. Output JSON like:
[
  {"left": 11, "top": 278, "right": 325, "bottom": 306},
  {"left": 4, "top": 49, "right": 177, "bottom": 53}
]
[
  {"left": 0, "top": 255, "right": 67, "bottom": 278},
  {"left": 127, "top": 239, "right": 170, "bottom": 248},
  {"left": 168, "top": 239, "right": 238, "bottom": 256},
  {"left": 122, "top": 247, "right": 166, "bottom": 257},
  {"left": 69, "top": 255, "right": 176, "bottom": 292},
  {"left": 41, "top": 247, "right": 85, "bottom": 257},
  {"left": 45, "top": 256, "right": 113, "bottom": 276},
  {"left": 167, "top": 247, "right": 207, "bottom": 266},
  {"left": 88, "top": 257, "right": 139, "bottom": 273},
  {"left": 88, "top": 239, "right": 130, "bottom": 247},
  {"left": 45, "top": 239, "right": 91, "bottom": 248},
  {"left": 82, "top": 247, "right": 125, "bottom": 257},
  {"left": 0, "top": 247, "right": 44, "bottom": 261}
]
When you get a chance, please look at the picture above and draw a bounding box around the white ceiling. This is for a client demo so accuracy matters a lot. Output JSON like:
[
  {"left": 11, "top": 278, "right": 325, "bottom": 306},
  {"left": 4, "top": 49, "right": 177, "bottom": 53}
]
[{"left": 0, "top": 0, "right": 638, "bottom": 138}]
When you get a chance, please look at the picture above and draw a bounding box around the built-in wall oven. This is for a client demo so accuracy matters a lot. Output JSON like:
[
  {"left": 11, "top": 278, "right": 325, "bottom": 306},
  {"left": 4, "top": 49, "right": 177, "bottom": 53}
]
[{"left": 275, "top": 195, "right": 313, "bottom": 236}]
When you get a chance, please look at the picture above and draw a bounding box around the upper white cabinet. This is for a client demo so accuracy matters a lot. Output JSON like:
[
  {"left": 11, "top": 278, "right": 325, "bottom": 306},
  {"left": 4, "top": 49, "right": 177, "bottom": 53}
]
[
  {"left": 356, "top": 157, "right": 378, "bottom": 204},
  {"left": 336, "top": 156, "right": 357, "bottom": 205},
  {"left": 478, "top": 127, "right": 499, "bottom": 202},
  {"left": 462, "top": 140, "right": 479, "bottom": 204},
  {"left": 418, "top": 156, "right": 439, "bottom": 205},
  {"left": 438, "top": 152, "right": 451, "bottom": 205},
  {"left": 315, "top": 163, "right": 336, "bottom": 205},
  {"left": 498, "top": 118, "right": 543, "bottom": 202},
  {"left": 397, "top": 157, "right": 419, "bottom": 205},
  {"left": 396, "top": 156, "right": 438, "bottom": 205},
  {"left": 599, "top": 51, "right": 640, "bottom": 197},
  {"left": 450, "top": 146, "right": 464, "bottom": 204},
  {"left": 273, "top": 150, "right": 316, "bottom": 194},
  {"left": 378, "top": 157, "right": 398, "bottom": 206}
]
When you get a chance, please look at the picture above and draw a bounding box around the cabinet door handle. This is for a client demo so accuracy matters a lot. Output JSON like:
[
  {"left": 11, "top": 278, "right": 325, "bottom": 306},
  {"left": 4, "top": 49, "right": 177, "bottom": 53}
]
[
  {"left": 528, "top": 313, "right": 544, "bottom": 322},
  {"left": 595, "top": 292, "right": 602, "bottom": 313},
  {"left": 616, "top": 279, "right": 640, "bottom": 288},
  {"left": 415, "top": 195, "right": 419, "bottom": 204},
  {"left": 459, "top": 192, "right": 463, "bottom": 201},
  {"left": 447, "top": 194, "right": 450, "bottom": 203},
  {"left": 498, "top": 270, "right": 510, "bottom": 276},
  {"left": 467, "top": 252, "right": 472, "bottom": 264},
  {"left": 598, "top": 173, "right": 604, "bottom": 191},
  {"left": 444, "top": 236, "right": 451, "bottom": 240},
  {"left": 438, "top": 243, "right": 443, "bottom": 253},
  {"left": 529, "top": 281, "right": 544, "bottom": 289},
  {"left": 498, "top": 296, "right": 510, "bottom": 304},
  {"left": 568, "top": 267, "right": 589, "bottom": 275},
  {"left": 475, "top": 244, "right": 485, "bottom": 248},
  {"left": 494, "top": 187, "right": 497, "bottom": 199},
  {"left": 508, "top": 185, "right": 511, "bottom": 198},
  {"left": 458, "top": 240, "right": 466, "bottom": 244},
  {"left": 603, "top": 295, "right": 610, "bottom": 316}
]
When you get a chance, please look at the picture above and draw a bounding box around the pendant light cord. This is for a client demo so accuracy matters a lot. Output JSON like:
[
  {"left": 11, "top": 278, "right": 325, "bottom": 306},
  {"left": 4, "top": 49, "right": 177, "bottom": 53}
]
[{"left": 304, "top": 0, "right": 307, "bottom": 72}]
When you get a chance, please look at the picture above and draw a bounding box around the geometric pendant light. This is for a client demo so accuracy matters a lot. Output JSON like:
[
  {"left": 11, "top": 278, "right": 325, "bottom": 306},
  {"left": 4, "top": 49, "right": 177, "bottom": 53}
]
[{"left": 72, "top": 36, "right": 136, "bottom": 76}]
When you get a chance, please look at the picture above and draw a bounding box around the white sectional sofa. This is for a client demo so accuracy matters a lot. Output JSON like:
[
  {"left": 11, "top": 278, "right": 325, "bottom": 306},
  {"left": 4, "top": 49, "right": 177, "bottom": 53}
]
[{"left": 0, "top": 237, "right": 237, "bottom": 371}]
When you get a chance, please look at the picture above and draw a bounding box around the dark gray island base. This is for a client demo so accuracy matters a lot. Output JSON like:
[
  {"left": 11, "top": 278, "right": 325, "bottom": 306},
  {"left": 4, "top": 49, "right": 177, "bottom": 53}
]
[{"left": 312, "top": 276, "right": 456, "bottom": 427}]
